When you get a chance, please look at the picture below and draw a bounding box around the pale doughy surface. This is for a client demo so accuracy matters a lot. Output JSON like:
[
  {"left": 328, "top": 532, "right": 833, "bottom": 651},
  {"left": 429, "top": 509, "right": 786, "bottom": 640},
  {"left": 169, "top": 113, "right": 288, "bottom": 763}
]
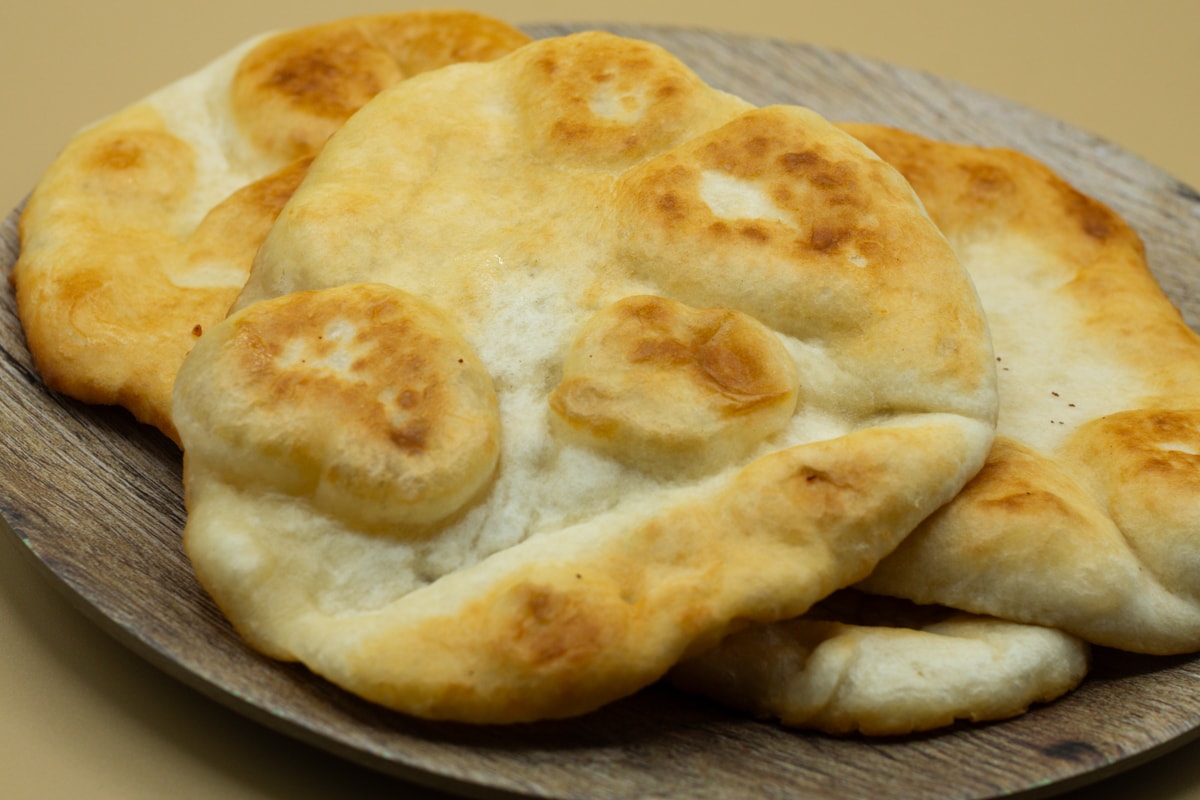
[
  {"left": 12, "top": 11, "right": 529, "bottom": 442},
  {"left": 670, "top": 591, "right": 1089, "bottom": 736},
  {"left": 833, "top": 125, "right": 1200, "bottom": 655},
  {"left": 174, "top": 32, "right": 997, "bottom": 723}
]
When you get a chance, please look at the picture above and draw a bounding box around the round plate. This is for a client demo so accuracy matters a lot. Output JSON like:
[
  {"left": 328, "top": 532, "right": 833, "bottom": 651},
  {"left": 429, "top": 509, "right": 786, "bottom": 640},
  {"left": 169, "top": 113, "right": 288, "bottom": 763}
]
[{"left": 2, "top": 24, "right": 1199, "bottom": 800}]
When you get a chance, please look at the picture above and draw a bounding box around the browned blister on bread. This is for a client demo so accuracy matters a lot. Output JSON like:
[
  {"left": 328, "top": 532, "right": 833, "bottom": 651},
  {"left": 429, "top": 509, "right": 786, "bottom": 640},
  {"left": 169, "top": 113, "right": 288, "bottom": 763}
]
[
  {"left": 13, "top": 11, "right": 529, "bottom": 442},
  {"left": 548, "top": 294, "right": 801, "bottom": 472},
  {"left": 177, "top": 283, "right": 501, "bottom": 530},
  {"left": 174, "top": 33, "right": 998, "bottom": 723}
]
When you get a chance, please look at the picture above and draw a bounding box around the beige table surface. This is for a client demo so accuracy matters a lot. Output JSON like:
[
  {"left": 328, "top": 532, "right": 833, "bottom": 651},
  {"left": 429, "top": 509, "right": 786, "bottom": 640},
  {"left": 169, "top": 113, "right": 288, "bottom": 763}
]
[{"left": 2, "top": 1, "right": 1198, "bottom": 798}]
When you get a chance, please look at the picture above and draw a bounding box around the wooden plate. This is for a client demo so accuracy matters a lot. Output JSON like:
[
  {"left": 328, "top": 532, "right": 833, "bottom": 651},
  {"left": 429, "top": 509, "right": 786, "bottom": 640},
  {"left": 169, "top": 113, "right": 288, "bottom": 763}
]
[{"left": 2, "top": 23, "right": 1199, "bottom": 800}]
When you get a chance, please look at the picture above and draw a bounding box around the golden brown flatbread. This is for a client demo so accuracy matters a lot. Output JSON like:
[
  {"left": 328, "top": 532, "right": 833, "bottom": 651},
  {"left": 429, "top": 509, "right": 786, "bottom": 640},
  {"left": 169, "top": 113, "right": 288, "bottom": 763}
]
[
  {"left": 12, "top": 11, "right": 529, "bottom": 443},
  {"left": 673, "top": 124, "right": 1199, "bottom": 736},
  {"left": 837, "top": 125, "right": 1200, "bottom": 656},
  {"left": 173, "top": 32, "right": 997, "bottom": 723}
]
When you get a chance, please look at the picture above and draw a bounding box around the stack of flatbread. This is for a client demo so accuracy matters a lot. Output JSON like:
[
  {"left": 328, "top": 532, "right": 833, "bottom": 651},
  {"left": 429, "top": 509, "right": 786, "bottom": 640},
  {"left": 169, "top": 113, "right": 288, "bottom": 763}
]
[{"left": 12, "top": 12, "right": 1199, "bottom": 734}]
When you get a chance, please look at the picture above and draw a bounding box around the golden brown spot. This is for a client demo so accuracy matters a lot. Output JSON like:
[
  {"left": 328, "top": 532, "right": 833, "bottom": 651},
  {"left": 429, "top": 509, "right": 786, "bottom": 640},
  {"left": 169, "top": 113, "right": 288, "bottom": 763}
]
[
  {"left": 956, "top": 162, "right": 1019, "bottom": 216},
  {"left": 78, "top": 124, "right": 195, "bottom": 206},
  {"left": 951, "top": 439, "right": 1100, "bottom": 532},
  {"left": 772, "top": 185, "right": 796, "bottom": 205},
  {"left": 389, "top": 420, "right": 430, "bottom": 452},
  {"left": 232, "top": 25, "right": 404, "bottom": 159},
  {"left": 745, "top": 136, "right": 772, "bottom": 156},
  {"left": 811, "top": 225, "right": 850, "bottom": 252},
  {"left": 963, "top": 162, "right": 1013, "bottom": 196},
  {"left": 657, "top": 192, "right": 684, "bottom": 217},
  {"left": 1099, "top": 410, "right": 1200, "bottom": 481},
  {"left": 631, "top": 338, "right": 691, "bottom": 366},
  {"left": 549, "top": 295, "right": 799, "bottom": 471},
  {"left": 1060, "top": 184, "right": 1117, "bottom": 241},
  {"left": 794, "top": 466, "right": 837, "bottom": 486},
  {"left": 614, "top": 298, "right": 788, "bottom": 404},
  {"left": 739, "top": 224, "right": 770, "bottom": 242},
  {"left": 780, "top": 150, "right": 819, "bottom": 173},
  {"left": 510, "top": 585, "right": 605, "bottom": 666},
  {"left": 809, "top": 162, "right": 855, "bottom": 189},
  {"left": 784, "top": 464, "right": 856, "bottom": 520},
  {"left": 267, "top": 48, "right": 379, "bottom": 114},
  {"left": 697, "top": 323, "right": 780, "bottom": 398},
  {"left": 91, "top": 138, "right": 144, "bottom": 171},
  {"left": 624, "top": 295, "right": 669, "bottom": 324}
]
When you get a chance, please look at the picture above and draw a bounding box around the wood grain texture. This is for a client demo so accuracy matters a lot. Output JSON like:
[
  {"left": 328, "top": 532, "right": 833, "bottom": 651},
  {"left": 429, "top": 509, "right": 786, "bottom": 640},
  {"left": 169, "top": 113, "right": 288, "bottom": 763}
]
[{"left": 2, "top": 24, "right": 1200, "bottom": 800}]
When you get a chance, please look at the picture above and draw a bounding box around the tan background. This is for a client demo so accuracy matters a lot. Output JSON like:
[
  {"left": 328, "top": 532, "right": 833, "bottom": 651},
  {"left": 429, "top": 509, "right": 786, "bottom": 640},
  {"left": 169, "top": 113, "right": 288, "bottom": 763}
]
[
  {"left": 4, "top": 0, "right": 1199, "bottom": 211},
  {"left": 2, "top": 1, "right": 1199, "bottom": 798}
]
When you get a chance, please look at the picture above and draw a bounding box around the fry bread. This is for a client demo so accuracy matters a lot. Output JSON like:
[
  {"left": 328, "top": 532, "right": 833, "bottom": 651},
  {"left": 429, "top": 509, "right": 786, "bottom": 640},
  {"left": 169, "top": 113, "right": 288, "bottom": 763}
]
[
  {"left": 842, "top": 125, "right": 1200, "bottom": 655},
  {"left": 173, "top": 33, "right": 997, "bottom": 723},
  {"left": 672, "top": 125, "right": 1199, "bottom": 735}
]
